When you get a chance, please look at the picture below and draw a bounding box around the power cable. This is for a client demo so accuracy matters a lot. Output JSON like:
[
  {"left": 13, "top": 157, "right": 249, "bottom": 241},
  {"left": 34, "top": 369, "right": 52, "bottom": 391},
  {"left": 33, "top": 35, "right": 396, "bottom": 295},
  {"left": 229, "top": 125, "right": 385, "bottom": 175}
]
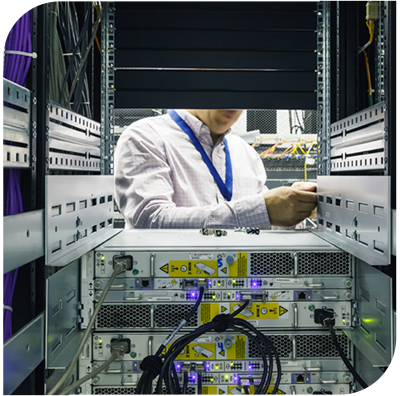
[{"left": 48, "top": 262, "right": 129, "bottom": 395}]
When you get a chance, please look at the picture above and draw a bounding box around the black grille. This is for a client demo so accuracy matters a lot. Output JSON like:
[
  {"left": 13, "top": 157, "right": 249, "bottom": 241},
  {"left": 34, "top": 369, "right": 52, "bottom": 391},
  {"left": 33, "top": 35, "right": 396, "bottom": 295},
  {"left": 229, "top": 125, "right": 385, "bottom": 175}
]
[
  {"left": 248, "top": 335, "right": 292, "bottom": 358},
  {"left": 297, "top": 252, "right": 351, "bottom": 275},
  {"left": 154, "top": 304, "right": 198, "bottom": 328},
  {"left": 94, "top": 387, "right": 136, "bottom": 394},
  {"left": 96, "top": 304, "right": 151, "bottom": 329},
  {"left": 250, "top": 253, "right": 293, "bottom": 275},
  {"left": 296, "top": 332, "right": 350, "bottom": 358}
]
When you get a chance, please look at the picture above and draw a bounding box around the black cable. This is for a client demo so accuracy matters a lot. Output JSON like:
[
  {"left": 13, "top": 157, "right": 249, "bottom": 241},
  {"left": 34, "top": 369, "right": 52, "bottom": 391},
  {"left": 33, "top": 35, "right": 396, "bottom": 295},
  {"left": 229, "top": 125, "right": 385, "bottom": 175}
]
[
  {"left": 155, "top": 286, "right": 205, "bottom": 357},
  {"left": 327, "top": 324, "right": 368, "bottom": 389},
  {"left": 182, "top": 371, "right": 188, "bottom": 394},
  {"left": 197, "top": 372, "right": 202, "bottom": 395},
  {"left": 244, "top": 385, "right": 250, "bottom": 394},
  {"left": 171, "top": 362, "right": 181, "bottom": 394}
]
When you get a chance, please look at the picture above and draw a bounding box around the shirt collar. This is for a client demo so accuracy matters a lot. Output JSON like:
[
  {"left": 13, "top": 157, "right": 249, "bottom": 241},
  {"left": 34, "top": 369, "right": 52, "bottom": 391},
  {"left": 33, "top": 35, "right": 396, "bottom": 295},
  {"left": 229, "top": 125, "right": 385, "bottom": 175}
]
[{"left": 174, "top": 109, "right": 231, "bottom": 147}]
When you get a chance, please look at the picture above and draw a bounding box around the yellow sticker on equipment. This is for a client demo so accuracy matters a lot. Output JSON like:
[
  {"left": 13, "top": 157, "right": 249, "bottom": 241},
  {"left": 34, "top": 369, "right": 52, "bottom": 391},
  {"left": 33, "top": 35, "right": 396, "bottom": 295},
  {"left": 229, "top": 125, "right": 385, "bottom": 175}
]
[
  {"left": 227, "top": 386, "right": 285, "bottom": 395},
  {"left": 169, "top": 342, "right": 216, "bottom": 360},
  {"left": 228, "top": 253, "right": 248, "bottom": 277},
  {"left": 226, "top": 335, "right": 246, "bottom": 360},
  {"left": 200, "top": 303, "right": 220, "bottom": 324},
  {"left": 202, "top": 386, "right": 218, "bottom": 394},
  {"left": 169, "top": 260, "right": 218, "bottom": 277},
  {"left": 230, "top": 302, "right": 288, "bottom": 320}
]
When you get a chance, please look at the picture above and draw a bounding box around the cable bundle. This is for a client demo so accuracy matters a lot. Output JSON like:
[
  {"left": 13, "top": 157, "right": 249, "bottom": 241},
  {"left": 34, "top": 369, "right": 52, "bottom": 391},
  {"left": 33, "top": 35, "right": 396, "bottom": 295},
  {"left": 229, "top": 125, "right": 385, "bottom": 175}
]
[
  {"left": 56, "top": 2, "right": 101, "bottom": 118},
  {"left": 3, "top": 10, "right": 32, "bottom": 342},
  {"left": 136, "top": 296, "right": 281, "bottom": 395}
]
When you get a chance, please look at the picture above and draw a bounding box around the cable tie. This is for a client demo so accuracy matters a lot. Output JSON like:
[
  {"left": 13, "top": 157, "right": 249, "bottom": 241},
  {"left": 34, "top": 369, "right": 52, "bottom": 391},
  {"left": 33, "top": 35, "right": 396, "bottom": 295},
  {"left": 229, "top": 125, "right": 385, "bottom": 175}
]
[
  {"left": 3, "top": 305, "right": 13, "bottom": 312},
  {"left": 5, "top": 50, "right": 37, "bottom": 59}
]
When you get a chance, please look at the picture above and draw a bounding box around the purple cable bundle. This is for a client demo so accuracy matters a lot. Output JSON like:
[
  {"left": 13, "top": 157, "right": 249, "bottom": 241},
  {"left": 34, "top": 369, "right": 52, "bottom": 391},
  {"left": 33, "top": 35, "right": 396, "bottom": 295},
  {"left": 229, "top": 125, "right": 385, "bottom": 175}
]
[{"left": 3, "top": 10, "right": 32, "bottom": 342}]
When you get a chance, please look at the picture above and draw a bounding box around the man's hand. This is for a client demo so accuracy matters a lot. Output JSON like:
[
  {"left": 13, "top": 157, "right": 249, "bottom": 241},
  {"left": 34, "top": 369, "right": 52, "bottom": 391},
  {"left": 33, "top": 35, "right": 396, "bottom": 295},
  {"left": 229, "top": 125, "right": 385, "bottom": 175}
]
[
  {"left": 291, "top": 182, "right": 317, "bottom": 218},
  {"left": 264, "top": 186, "right": 317, "bottom": 226},
  {"left": 290, "top": 181, "right": 317, "bottom": 192}
]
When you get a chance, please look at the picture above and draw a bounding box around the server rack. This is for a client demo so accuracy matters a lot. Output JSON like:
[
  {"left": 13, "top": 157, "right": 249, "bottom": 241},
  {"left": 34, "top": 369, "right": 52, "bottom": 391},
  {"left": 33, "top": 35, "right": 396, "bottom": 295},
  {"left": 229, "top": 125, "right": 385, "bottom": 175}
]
[{"left": 2, "top": 2, "right": 396, "bottom": 395}]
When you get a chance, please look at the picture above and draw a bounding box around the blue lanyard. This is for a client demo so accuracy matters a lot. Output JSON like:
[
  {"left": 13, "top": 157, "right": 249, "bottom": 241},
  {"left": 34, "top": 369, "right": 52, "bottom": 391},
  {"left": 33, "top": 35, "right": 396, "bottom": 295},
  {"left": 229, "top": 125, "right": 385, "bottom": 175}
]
[{"left": 168, "top": 110, "right": 233, "bottom": 201}]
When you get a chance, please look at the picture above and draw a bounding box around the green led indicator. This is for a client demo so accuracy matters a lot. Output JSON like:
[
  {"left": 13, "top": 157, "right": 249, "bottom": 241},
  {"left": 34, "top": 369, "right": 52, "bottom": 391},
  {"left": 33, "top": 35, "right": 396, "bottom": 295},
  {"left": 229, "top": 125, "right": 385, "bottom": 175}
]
[
  {"left": 130, "top": 352, "right": 137, "bottom": 358},
  {"left": 308, "top": 304, "right": 315, "bottom": 311},
  {"left": 132, "top": 269, "right": 139, "bottom": 275}
]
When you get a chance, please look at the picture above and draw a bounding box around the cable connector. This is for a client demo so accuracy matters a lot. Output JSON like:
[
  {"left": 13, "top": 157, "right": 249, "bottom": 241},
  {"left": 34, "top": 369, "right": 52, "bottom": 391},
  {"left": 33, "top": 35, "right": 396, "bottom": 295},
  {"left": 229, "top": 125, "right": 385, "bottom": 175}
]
[
  {"left": 110, "top": 339, "right": 131, "bottom": 355},
  {"left": 314, "top": 308, "right": 336, "bottom": 327},
  {"left": 112, "top": 255, "right": 133, "bottom": 272},
  {"left": 366, "top": 2, "right": 379, "bottom": 21}
]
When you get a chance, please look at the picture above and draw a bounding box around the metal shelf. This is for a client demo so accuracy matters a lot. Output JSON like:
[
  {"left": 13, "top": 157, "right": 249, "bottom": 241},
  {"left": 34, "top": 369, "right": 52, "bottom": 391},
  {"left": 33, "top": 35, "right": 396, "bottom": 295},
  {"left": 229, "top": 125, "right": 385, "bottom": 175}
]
[
  {"left": 48, "top": 101, "right": 101, "bottom": 172},
  {"left": 3, "top": 78, "right": 31, "bottom": 169},
  {"left": 3, "top": 210, "right": 45, "bottom": 273},
  {"left": 3, "top": 313, "right": 44, "bottom": 395}
]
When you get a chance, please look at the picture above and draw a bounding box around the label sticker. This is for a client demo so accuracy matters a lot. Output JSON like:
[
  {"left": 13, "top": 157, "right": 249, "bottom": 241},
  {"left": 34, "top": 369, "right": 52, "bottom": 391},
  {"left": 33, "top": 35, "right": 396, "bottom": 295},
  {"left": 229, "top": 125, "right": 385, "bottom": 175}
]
[
  {"left": 230, "top": 303, "right": 289, "bottom": 320},
  {"left": 226, "top": 335, "right": 246, "bottom": 360},
  {"left": 202, "top": 386, "right": 218, "bottom": 394},
  {"left": 169, "top": 260, "right": 218, "bottom": 277},
  {"left": 228, "top": 253, "right": 248, "bottom": 277},
  {"left": 200, "top": 303, "right": 220, "bottom": 324},
  {"left": 168, "top": 342, "right": 216, "bottom": 360}
]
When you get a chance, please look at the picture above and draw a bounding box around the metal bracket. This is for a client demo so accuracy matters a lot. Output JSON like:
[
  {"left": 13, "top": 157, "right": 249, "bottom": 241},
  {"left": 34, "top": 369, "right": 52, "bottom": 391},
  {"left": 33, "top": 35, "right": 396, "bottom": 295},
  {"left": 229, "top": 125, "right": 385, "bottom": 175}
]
[
  {"left": 343, "top": 261, "right": 393, "bottom": 367},
  {"left": 4, "top": 313, "right": 45, "bottom": 394},
  {"left": 45, "top": 175, "right": 116, "bottom": 266},
  {"left": 3, "top": 78, "right": 31, "bottom": 168},
  {"left": 314, "top": 175, "right": 390, "bottom": 265}
]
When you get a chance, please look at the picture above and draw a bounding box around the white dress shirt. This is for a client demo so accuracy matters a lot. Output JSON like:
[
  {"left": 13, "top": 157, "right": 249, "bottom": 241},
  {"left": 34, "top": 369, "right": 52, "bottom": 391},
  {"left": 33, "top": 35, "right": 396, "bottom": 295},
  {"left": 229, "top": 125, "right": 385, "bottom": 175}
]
[{"left": 114, "top": 109, "right": 272, "bottom": 229}]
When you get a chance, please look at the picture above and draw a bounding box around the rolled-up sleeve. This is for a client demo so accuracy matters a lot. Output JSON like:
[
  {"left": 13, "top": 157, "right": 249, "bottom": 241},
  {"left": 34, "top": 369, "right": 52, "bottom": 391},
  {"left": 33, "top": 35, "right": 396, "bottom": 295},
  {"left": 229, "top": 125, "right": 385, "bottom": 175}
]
[{"left": 114, "top": 123, "right": 272, "bottom": 229}]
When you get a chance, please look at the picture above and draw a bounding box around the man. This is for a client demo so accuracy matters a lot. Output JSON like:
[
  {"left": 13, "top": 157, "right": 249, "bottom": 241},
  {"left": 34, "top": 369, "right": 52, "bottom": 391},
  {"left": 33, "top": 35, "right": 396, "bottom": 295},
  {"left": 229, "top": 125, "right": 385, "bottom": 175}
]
[{"left": 114, "top": 109, "right": 317, "bottom": 229}]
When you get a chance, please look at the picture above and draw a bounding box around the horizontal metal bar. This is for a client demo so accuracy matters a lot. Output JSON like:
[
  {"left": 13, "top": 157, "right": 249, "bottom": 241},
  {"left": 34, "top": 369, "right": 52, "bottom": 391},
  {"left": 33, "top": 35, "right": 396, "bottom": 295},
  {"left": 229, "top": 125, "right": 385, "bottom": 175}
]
[
  {"left": 49, "top": 121, "right": 100, "bottom": 148},
  {"left": 3, "top": 210, "right": 44, "bottom": 273},
  {"left": 3, "top": 78, "right": 31, "bottom": 110},
  {"left": 393, "top": 311, "right": 400, "bottom": 362},
  {"left": 3, "top": 145, "right": 30, "bottom": 169},
  {"left": 314, "top": 176, "right": 390, "bottom": 265},
  {"left": 330, "top": 140, "right": 386, "bottom": 172},
  {"left": 3, "top": 106, "right": 30, "bottom": 142},
  {"left": 392, "top": 209, "right": 400, "bottom": 258},
  {"left": 3, "top": 312, "right": 44, "bottom": 395},
  {"left": 330, "top": 123, "right": 385, "bottom": 149},
  {"left": 49, "top": 101, "right": 100, "bottom": 134},
  {"left": 330, "top": 102, "right": 386, "bottom": 137},
  {"left": 49, "top": 139, "right": 101, "bottom": 156},
  {"left": 45, "top": 176, "right": 117, "bottom": 266},
  {"left": 48, "top": 138, "right": 101, "bottom": 171}
]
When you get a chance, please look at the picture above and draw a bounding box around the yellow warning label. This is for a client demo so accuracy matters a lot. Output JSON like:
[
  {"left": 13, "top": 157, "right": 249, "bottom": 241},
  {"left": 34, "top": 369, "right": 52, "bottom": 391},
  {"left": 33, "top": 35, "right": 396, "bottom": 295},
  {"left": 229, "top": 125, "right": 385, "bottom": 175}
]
[
  {"left": 228, "top": 253, "right": 248, "bottom": 277},
  {"left": 219, "top": 349, "right": 225, "bottom": 357},
  {"left": 169, "top": 342, "right": 216, "bottom": 360},
  {"left": 219, "top": 389, "right": 226, "bottom": 395},
  {"left": 228, "top": 386, "right": 241, "bottom": 395},
  {"left": 228, "top": 385, "right": 286, "bottom": 396},
  {"left": 169, "top": 260, "right": 218, "bottom": 277},
  {"left": 227, "top": 335, "right": 246, "bottom": 360},
  {"left": 230, "top": 302, "right": 287, "bottom": 320},
  {"left": 160, "top": 263, "right": 169, "bottom": 274},
  {"left": 202, "top": 386, "right": 218, "bottom": 394},
  {"left": 279, "top": 306, "right": 288, "bottom": 316},
  {"left": 221, "top": 306, "right": 227, "bottom": 313},
  {"left": 221, "top": 267, "right": 227, "bottom": 274},
  {"left": 266, "top": 387, "right": 285, "bottom": 394},
  {"left": 200, "top": 303, "right": 220, "bottom": 324}
]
